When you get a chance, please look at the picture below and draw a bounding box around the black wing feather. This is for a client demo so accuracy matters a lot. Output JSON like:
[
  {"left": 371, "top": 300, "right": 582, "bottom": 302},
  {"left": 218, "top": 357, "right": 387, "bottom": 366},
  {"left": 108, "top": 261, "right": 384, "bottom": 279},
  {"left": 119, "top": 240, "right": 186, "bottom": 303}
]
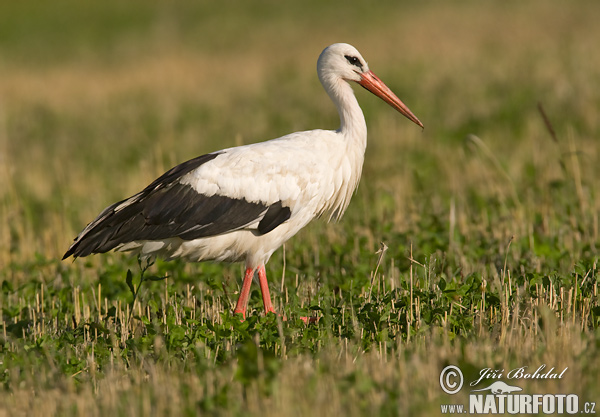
[
  {"left": 258, "top": 202, "right": 291, "bottom": 234},
  {"left": 63, "top": 152, "right": 290, "bottom": 259}
]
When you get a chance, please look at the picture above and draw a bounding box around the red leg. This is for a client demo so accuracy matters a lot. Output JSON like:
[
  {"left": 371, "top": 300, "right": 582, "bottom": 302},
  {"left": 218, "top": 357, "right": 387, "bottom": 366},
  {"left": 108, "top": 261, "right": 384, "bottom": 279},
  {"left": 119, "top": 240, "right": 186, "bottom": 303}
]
[
  {"left": 257, "top": 265, "right": 276, "bottom": 315},
  {"left": 234, "top": 265, "right": 317, "bottom": 323},
  {"left": 257, "top": 265, "right": 317, "bottom": 323},
  {"left": 234, "top": 267, "right": 255, "bottom": 319}
]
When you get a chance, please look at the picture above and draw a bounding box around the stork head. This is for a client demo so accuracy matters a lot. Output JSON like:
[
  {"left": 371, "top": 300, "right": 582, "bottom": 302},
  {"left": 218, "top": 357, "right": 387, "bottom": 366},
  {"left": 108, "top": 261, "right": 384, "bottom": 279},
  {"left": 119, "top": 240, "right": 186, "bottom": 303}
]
[
  {"left": 317, "top": 43, "right": 370, "bottom": 85},
  {"left": 317, "top": 43, "right": 423, "bottom": 129}
]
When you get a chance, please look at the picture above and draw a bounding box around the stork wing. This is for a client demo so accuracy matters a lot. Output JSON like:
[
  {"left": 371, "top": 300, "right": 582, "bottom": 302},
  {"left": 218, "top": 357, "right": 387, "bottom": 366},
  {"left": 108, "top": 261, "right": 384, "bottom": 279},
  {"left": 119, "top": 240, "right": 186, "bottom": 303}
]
[{"left": 63, "top": 152, "right": 291, "bottom": 259}]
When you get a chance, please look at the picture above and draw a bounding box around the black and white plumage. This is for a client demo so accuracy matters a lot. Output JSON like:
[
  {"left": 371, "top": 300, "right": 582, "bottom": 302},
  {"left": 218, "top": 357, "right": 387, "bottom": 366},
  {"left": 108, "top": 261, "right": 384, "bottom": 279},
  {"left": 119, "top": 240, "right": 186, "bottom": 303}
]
[{"left": 63, "top": 43, "right": 423, "bottom": 319}]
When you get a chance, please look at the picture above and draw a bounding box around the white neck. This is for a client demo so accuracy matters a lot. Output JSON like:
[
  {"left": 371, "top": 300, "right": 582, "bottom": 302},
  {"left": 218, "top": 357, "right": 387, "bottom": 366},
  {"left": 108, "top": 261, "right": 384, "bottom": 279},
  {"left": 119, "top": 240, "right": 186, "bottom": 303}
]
[
  {"left": 322, "top": 76, "right": 368, "bottom": 152},
  {"left": 317, "top": 74, "right": 368, "bottom": 220}
]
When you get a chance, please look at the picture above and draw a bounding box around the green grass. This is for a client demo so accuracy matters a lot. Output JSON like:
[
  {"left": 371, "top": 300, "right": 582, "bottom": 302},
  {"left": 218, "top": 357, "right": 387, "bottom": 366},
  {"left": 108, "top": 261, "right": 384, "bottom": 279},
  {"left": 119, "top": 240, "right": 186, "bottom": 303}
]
[{"left": 1, "top": 1, "right": 600, "bottom": 415}]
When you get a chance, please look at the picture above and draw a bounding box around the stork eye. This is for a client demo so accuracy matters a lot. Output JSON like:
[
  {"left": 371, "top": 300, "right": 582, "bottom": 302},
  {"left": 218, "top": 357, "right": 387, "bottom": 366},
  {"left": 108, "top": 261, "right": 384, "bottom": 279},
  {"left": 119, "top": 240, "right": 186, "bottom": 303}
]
[{"left": 344, "top": 55, "right": 362, "bottom": 69}]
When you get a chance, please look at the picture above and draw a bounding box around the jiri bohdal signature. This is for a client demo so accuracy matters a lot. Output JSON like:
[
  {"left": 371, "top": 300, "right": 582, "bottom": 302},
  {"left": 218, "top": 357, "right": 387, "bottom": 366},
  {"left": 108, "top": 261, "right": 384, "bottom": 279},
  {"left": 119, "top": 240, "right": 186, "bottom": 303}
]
[{"left": 470, "top": 364, "right": 567, "bottom": 387}]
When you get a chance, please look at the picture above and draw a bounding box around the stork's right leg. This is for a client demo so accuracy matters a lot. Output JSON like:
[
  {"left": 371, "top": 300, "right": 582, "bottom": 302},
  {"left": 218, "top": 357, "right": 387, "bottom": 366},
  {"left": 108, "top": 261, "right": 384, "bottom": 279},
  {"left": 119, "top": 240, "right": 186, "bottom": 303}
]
[
  {"left": 234, "top": 267, "right": 255, "bottom": 319},
  {"left": 257, "top": 264, "right": 276, "bottom": 315}
]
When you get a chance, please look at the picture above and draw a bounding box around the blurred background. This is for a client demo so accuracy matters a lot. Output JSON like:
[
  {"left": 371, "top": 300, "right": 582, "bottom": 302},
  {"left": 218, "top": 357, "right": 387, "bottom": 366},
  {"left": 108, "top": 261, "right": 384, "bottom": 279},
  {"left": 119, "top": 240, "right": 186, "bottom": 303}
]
[{"left": 2, "top": 2, "right": 600, "bottom": 415}]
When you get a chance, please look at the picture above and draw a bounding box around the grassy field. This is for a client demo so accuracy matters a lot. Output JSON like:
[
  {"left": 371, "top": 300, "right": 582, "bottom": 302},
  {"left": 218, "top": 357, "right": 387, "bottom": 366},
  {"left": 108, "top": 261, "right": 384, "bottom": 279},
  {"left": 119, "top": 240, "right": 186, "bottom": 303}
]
[{"left": 1, "top": 1, "right": 600, "bottom": 415}]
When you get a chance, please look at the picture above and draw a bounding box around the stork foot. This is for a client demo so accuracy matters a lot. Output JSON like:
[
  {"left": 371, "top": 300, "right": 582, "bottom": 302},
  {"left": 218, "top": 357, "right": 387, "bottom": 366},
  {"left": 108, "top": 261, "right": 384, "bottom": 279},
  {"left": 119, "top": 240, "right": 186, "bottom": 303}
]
[{"left": 299, "top": 316, "right": 320, "bottom": 324}]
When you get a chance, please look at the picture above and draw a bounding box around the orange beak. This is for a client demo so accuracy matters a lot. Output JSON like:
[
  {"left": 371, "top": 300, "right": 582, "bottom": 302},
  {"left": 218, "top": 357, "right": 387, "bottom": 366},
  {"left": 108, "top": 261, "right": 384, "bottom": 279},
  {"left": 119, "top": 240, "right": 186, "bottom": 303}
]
[{"left": 358, "top": 70, "right": 423, "bottom": 129}]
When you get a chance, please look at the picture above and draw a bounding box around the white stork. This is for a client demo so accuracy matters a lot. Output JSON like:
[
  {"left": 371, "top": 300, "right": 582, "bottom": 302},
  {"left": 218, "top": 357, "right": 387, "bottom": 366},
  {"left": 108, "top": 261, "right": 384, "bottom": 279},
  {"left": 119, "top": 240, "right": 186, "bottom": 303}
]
[{"left": 63, "top": 43, "right": 423, "bottom": 320}]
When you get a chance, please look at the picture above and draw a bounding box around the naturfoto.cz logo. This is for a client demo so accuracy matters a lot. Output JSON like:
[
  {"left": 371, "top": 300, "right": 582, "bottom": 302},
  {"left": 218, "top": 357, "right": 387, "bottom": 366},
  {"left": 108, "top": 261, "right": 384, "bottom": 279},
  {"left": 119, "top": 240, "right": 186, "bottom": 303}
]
[{"left": 439, "top": 365, "right": 596, "bottom": 414}]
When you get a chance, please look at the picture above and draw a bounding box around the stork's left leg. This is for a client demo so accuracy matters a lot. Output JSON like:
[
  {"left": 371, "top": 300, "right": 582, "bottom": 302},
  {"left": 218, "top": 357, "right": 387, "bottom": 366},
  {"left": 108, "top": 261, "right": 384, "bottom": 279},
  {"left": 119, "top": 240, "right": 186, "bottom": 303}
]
[
  {"left": 257, "top": 264, "right": 276, "bottom": 315},
  {"left": 234, "top": 267, "right": 255, "bottom": 319}
]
